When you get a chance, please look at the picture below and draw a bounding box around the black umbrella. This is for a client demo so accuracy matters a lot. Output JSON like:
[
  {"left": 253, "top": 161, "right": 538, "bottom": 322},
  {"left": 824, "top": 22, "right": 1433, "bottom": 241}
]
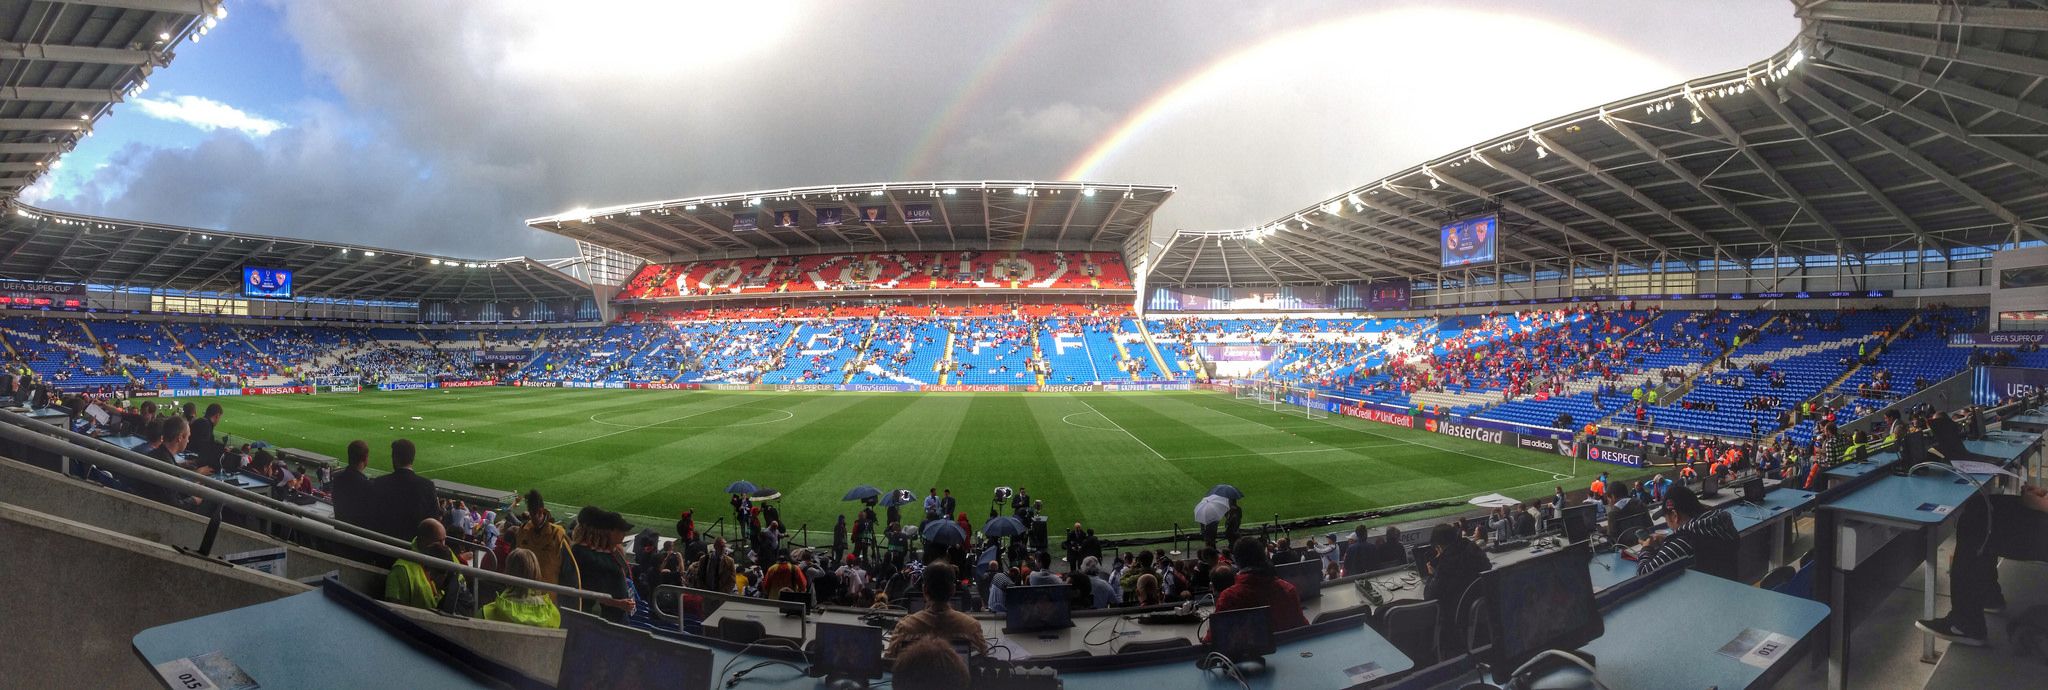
[
  {"left": 881, "top": 488, "right": 917, "bottom": 508},
  {"left": 1209, "top": 484, "right": 1245, "bottom": 500},
  {"left": 724, "top": 480, "right": 760, "bottom": 495},
  {"left": 982, "top": 515, "right": 1028, "bottom": 538},
  {"left": 842, "top": 485, "right": 883, "bottom": 502},
  {"left": 922, "top": 519, "right": 968, "bottom": 546}
]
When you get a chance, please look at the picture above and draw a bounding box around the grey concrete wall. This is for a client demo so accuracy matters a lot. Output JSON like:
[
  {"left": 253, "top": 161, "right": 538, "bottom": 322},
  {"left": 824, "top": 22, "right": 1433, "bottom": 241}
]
[
  {"left": 0, "top": 458, "right": 388, "bottom": 594},
  {"left": 0, "top": 501, "right": 568, "bottom": 686},
  {"left": 0, "top": 502, "right": 310, "bottom": 688}
]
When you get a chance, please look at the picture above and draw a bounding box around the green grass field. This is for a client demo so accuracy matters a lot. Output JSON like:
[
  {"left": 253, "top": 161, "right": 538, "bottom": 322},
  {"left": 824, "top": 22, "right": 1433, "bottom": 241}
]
[{"left": 214, "top": 388, "right": 1607, "bottom": 538}]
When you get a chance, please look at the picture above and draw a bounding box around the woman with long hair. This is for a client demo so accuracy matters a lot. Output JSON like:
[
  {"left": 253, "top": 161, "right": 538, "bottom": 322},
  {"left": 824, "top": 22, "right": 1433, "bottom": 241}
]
[
  {"left": 482, "top": 548, "right": 560, "bottom": 628},
  {"left": 559, "top": 506, "right": 638, "bottom": 623}
]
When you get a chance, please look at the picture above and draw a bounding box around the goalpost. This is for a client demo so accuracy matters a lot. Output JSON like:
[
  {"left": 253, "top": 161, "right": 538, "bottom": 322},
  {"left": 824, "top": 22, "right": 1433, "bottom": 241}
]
[
  {"left": 312, "top": 375, "right": 361, "bottom": 394},
  {"left": 1230, "top": 380, "right": 1327, "bottom": 419}
]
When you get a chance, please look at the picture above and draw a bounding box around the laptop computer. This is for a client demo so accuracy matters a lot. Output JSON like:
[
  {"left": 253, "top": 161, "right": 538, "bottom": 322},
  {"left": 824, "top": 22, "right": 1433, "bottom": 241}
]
[
  {"left": 810, "top": 621, "right": 885, "bottom": 684},
  {"left": 1205, "top": 606, "right": 1277, "bottom": 665},
  {"left": 558, "top": 609, "right": 715, "bottom": 690},
  {"left": 1001, "top": 584, "right": 1073, "bottom": 635}
]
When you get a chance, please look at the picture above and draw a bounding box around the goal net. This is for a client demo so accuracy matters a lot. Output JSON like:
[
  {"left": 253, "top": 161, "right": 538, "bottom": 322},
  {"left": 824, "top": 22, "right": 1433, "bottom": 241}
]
[{"left": 312, "top": 375, "right": 361, "bottom": 394}]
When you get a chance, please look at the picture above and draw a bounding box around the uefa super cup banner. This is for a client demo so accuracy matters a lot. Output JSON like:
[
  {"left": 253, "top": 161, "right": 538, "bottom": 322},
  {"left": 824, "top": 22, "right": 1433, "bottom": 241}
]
[{"left": 1975, "top": 366, "right": 2048, "bottom": 405}]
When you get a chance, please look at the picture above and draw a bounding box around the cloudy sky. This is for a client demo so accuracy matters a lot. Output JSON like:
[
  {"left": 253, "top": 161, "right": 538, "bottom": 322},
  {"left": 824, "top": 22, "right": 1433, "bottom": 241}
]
[{"left": 23, "top": 0, "right": 1798, "bottom": 260}]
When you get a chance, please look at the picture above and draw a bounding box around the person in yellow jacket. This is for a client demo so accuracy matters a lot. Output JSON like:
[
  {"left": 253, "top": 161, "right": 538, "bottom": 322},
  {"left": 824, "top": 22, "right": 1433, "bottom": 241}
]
[
  {"left": 483, "top": 548, "right": 560, "bottom": 629},
  {"left": 513, "top": 489, "right": 568, "bottom": 598},
  {"left": 385, "top": 518, "right": 459, "bottom": 610}
]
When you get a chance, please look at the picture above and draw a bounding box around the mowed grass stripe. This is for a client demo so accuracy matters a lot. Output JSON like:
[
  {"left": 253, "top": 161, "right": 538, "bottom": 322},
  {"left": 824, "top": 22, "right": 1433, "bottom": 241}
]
[
  {"left": 783, "top": 394, "right": 975, "bottom": 526},
  {"left": 937, "top": 395, "right": 1087, "bottom": 528},
  {"left": 612, "top": 394, "right": 918, "bottom": 523},
  {"left": 423, "top": 393, "right": 813, "bottom": 495},
  {"left": 1080, "top": 394, "right": 1376, "bottom": 520},
  {"left": 1030, "top": 395, "right": 1207, "bottom": 533},
  {"left": 532, "top": 395, "right": 853, "bottom": 519}
]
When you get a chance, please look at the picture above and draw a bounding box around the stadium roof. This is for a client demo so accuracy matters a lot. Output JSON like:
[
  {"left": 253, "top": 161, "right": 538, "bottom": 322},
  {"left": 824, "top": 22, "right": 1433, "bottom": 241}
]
[
  {"left": 0, "top": 0, "right": 219, "bottom": 202},
  {"left": 1151, "top": 0, "right": 2048, "bottom": 287},
  {"left": 0, "top": 202, "right": 593, "bottom": 303},
  {"left": 529, "top": 180, "right": 1176, "bottom": 263}
]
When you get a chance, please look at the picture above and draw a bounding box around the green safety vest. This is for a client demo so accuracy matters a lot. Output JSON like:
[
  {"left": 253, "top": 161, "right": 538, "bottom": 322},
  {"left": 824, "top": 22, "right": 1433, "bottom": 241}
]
[
  {"left": 482, "top": 591, "right": 561, "bottom": 629},
  {"left": 384, "top": 540, "right": 458, "bottom": 610}
]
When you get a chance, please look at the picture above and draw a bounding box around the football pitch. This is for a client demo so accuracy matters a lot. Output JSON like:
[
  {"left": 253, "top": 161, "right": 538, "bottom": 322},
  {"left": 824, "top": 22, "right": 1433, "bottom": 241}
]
[{"left": 215, "top": 388, "right": 1608, "bottom": 537}]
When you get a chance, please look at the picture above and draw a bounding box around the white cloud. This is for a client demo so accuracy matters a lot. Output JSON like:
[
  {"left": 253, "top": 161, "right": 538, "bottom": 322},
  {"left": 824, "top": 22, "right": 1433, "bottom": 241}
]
[{"left": 131, "top": 95, "right": 286, "bottom": 137}]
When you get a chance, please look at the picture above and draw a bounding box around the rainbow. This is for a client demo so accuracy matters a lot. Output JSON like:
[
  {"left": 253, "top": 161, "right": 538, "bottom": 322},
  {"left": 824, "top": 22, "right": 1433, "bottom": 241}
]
[
  {"left": 1059, "top": 8, "right": 1662, "bottom": 181},
  {"left": 896, "top": 1, "right": 1074, "bottom": 179}
]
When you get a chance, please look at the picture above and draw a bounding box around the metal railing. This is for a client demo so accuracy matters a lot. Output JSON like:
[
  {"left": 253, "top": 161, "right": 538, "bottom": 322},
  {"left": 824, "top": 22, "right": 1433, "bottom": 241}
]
[{"left": 0, "top": 408, "right": 612, "bottom": 602}]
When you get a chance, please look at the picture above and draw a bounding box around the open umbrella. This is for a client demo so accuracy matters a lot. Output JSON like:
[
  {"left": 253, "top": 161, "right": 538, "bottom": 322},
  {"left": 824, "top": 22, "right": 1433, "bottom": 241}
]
[
  {"left": 1208, "top": 484, "right": 1245, "bottom": 500},
  {"left": 751, "top": 488, "right": 782, "bottom": 501},
  {"left": 881, "top": 488, "right": 917, "bottom": 508},
  {"left": 922, "top": 519, "right": 968, "bottom": 546},
  {"left": 842, "top": 485, "right": 883, "bottom": 502},
  {"left": 724, "top": 480, "right": 759, "bottom": 495},
  {"left": 1194, "top": 494, "right": 1231, "bottom": 525},
  {"left": 982, "top": 515, "right": 1028, "bottom": 538}
]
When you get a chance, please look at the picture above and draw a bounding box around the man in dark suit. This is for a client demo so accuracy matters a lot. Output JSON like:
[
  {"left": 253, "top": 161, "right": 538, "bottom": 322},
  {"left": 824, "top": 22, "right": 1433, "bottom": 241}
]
[
  {"left": 186, "top": 403, "right": 225, "bottom": 470},
  {"left": 369, "top": 439, "right": 437, "bottom": 540},
  {"left": 331, "top": 440, "right": 375, "bottom": 529}
]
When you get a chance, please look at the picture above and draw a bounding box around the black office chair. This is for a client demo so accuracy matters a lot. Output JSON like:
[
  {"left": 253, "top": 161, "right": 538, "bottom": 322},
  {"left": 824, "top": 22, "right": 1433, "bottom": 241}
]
[
  {"left": 1380, "top": 600, "right": 1441, "bottom": 667},
  {"left": 1758, "top": 565, "right": 1795, "bottom": 591},
  {"left": 713, "top": 618, "right": 766, "bottom": 645},
  {"left": 1115, "top": 637, "right": 1191, "bottom": 654},
  {"left": 1313, "top": 603, "right": 1373, "bottom": 624}
]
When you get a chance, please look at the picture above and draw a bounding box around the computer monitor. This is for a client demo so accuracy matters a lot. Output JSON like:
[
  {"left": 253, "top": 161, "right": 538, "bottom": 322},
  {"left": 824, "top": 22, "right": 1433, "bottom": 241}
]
[
  {"left": 1002, "top": 584, "right": 1073, "bottom": 634},
  {"left": 776, "top": 589, "right": 813, "bottom": 610},
  {"left": 1742, "top": 476, "right": 1765, "bottom": 504},
  {"left": 1206, "top": 606, "right": 1277, "bottom": 662},
  {"left": 1609, "top": 508, "right": 1653, "bottom": 544},
  {"left": 1480, "top": 543, "right": 1604, "bottom": 674},
  {"left": 558, "top": 609, "right": 715, "bottom": 690},
  {"left": 1560, "top": 503, "right": 1597, "bottom": 544},
  {"left": 1700, "top": 469, "right": 1721, "bottom": 498},
  {"left": 1273, "top": 559, "right": 1324, "bottom": 601},
  {"left": 811, "top": 622, "right": 885, "bottom": 682}
]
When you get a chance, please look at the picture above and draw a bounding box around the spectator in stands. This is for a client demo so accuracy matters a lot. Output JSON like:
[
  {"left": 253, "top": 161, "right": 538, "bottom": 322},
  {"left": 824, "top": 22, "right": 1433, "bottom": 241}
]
[
  {"left": 482, "top": 548, "right": 560, "bottom": 629},
  {"left": 186, "top": 404, "right": 224, "bottom": 469},
  {"left": 1423, "top": 523, "right": 1491, "bottom": 653},
  {"left": 1344, "top": 524, "right": 1376, "bottom": 575},
  {"left": 331, "top": 440, "right": 374, "bottom": 528},
  {"left": 1078, "top": 556, "right": 1117, "bottom": 608},
  {"left": 368, "top": 439, "right": 437, "bottom": 540},
  {"left": 1134, "top": 572, "right": 1163, "bottom": 606},
  {"left": 691, "top": 537, "right": 738, "bottom": 594},
  {"left": 385, "top": 518, "right": 460, "bottom": 611},
  {"left": 1917, "top": 484, "right": 2048, "bottom": 645},
  {"left": 513, "top": 489, "right": 566, "bottom": 590},
  {"left": 558, "top": 506, "right": 637, "bottom": 623},
  {"left": 885, "top": 561, "right": 988, "bottom": 656},
  {"left": 891, "top": 638, "right": 970, "bottom": 690},
  {"left": 1215, "top": 536, "right": 1309, "bottom": 633},
  {"left": 760, "top": 551, "right": 808, "bottom": 600},
  {"left": 1636, "top": 485, "right": 1737, "bottom": 579}
]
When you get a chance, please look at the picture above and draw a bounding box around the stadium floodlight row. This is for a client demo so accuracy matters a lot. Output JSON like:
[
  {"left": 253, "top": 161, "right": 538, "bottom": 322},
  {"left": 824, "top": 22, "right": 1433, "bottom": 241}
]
[
  {"left": 0, "top": 1, "right": 221, "bottom": 201},
  {"left": 1154, "top": 0, "right": 2048, "bottom": 288}
]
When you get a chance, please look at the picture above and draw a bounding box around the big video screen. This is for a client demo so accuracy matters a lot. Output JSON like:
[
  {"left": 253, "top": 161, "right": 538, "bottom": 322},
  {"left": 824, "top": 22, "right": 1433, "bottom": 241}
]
[
  {"left": 243, "top": 267, "right": 294, "bottom": 299},
  {"left": 1441, "top": 214, "right": 1498, "bottom": 268}
]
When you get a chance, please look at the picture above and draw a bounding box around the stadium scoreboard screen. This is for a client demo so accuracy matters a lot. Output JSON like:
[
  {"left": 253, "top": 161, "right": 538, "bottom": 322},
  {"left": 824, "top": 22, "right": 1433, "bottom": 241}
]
[
  {"left": 1441, "top": 214, "right": 1499, "bottom": 268},
  {"left": 243, "top": 267, "right": 294, "bottom": 299}
]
